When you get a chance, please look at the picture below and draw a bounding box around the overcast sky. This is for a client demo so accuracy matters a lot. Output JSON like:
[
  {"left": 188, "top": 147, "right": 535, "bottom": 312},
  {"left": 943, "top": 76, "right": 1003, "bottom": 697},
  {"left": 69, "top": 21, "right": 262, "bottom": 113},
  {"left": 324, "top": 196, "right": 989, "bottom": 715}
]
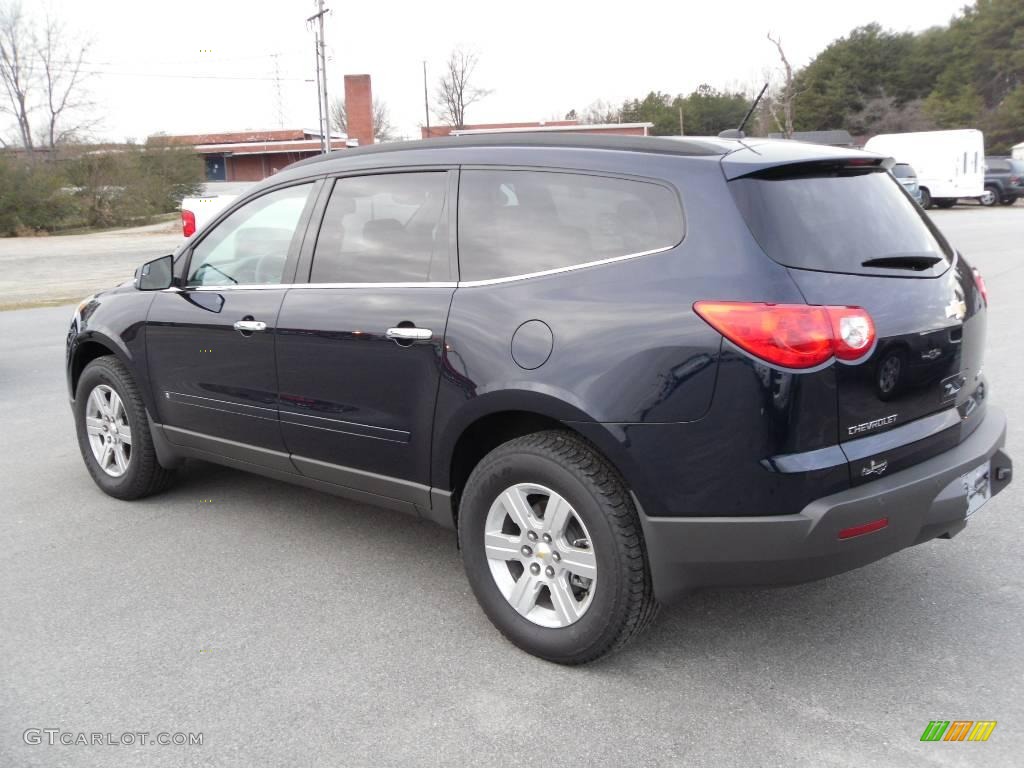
[{"left": 30, "top": 0, "right": 970, "bottom": 143}]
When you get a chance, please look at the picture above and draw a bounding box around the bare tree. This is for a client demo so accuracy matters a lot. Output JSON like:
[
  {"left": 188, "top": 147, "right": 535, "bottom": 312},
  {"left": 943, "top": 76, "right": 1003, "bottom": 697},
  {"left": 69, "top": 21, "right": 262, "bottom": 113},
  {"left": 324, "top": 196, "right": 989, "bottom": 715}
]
[
  {"left": 330, "top": 96, "right": 395, "bottom": 142},
  {"left": 0, "top": 1, "right": 34, "bottom": 149},
  {"left": 766, "top": 33, "right": 797, "bottom": 139},
  {"left": 580, "top": 99, "right": 621, "bottom": 125},
  {"left": 434, "top": 48, "right": 491, "bottom": 128},
  {"left": 36, "top": 15, "right": 94, "bottom": 153}
]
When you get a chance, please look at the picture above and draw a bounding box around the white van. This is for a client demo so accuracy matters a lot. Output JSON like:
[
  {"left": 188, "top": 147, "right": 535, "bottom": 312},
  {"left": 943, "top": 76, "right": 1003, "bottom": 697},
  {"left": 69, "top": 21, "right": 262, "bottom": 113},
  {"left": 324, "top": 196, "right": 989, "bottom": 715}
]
[{"left": 865, "top": 129, "right": 985, "bottom": 208}]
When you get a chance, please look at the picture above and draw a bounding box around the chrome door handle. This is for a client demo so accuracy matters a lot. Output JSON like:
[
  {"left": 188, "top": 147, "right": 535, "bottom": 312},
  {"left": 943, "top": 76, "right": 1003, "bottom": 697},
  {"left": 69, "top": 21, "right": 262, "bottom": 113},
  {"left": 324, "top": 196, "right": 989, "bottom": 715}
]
[
  {"left": 385, "top": 327, "right": 432, "bottom": 342},
  {"left": 233, "top": 320, "right": 267, "bottom": 332}
]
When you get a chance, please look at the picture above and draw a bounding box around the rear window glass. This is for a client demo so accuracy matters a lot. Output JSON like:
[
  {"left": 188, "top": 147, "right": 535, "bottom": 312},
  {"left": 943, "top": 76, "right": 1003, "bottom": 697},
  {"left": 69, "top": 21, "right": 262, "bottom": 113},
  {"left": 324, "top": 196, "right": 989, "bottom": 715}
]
[
  {"left": 891, "top": 163, "right": 915, "bottom": 178},
  {"left": 729, "top": 168, "right": 953, "bottom": 276},
  {"left": 458, "top": 170, "right": 683, "bottom": 281}
]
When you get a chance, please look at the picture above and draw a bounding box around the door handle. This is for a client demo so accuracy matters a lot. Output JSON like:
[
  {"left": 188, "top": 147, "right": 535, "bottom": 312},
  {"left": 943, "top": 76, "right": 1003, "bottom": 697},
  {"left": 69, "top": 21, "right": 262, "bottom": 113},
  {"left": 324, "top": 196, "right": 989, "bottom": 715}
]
[
  {"left": 233, "top": 319, "right": 267, "bottom": 333},
  {"left": 385, "top": 327, "right": 432, "bottom": 342}
]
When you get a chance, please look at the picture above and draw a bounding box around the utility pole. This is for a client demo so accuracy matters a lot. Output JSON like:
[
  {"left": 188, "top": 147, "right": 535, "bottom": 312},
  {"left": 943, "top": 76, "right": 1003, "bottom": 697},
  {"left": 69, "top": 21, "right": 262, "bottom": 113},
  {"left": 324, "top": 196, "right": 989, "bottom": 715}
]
[
  {"left": 422, "top": 60, "right": 430, "bottom": 138},
  {"left": 307, "top": 1, "right": 332, "bottom": 153},
  {"left": 313, "top": 39, "right": 325, "bottom": 152},
  {"left": 679, "top": 105, "right": 684, "bottom": 136}
]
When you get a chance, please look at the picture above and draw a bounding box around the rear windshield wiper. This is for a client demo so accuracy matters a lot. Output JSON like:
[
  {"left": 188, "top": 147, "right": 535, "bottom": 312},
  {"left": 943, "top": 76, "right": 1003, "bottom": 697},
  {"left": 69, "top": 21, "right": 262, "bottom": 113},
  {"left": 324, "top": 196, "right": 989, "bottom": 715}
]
[{"left": 861, "top": 255, "right": 943, "bottom": 271}]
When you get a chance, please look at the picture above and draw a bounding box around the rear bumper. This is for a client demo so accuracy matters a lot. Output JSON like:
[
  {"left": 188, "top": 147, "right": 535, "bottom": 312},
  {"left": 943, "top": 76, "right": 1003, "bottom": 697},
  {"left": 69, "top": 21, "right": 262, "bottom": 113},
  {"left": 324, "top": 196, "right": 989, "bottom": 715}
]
[{"left": 640, "top": 406, "right": 1011, "bottom": 603}]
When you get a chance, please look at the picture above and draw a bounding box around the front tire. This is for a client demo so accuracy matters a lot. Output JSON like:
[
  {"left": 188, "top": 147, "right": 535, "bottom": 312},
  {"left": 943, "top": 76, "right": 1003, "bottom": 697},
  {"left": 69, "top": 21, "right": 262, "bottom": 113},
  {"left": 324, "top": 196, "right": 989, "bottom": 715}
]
[
  {"left": 919, "top": 187, "right": 932, "bottom": 209},
  {"left": 75, "top": 356, "right": 175, "bottom": 499},
  {"left": 459, "top": 431, "right": 657, "bottom": 664}
]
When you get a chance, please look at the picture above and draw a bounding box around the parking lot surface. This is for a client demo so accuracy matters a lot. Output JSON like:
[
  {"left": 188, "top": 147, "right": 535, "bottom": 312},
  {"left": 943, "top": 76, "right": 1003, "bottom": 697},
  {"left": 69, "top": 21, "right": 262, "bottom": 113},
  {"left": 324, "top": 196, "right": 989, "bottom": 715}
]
[
  {"left": 0, "top": 221, "right": 183, "bottom": 310},
  {"left": 0, "top": 206, "right": 1021, "bottom": 767}
]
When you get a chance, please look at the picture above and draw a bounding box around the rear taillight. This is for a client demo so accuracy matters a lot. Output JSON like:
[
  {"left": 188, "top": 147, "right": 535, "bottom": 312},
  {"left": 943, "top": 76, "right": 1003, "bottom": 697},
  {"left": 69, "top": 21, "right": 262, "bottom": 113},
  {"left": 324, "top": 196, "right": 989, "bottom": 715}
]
[
  {"left": 182, "top": 209, "right": 196, "bottom": 238},
  {"left": 693, "top": 301, "right": 876, "bottom": 370},
  {"left": 829, "top": 308, "right": 876, "bottom": 361},
  {"left": 1010, "top": 175, "right": 1021, "bottom": 185},
  {"left": 972, "top": 267, "right": 988, "bottom": 305}
]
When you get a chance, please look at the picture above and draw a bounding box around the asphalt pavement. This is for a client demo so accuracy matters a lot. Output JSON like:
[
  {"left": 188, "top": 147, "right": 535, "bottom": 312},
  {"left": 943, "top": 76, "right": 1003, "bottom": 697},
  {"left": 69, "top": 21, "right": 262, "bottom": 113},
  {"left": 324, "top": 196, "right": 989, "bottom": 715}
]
[{"left": 0, "top": 206, "right": 1021, "bottom": 767}]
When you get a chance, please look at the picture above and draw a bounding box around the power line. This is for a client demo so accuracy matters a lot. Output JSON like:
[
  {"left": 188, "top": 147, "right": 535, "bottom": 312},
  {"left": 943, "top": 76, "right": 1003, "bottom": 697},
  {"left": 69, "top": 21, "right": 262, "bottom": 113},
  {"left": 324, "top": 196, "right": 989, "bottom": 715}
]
[
  {"left": 19, "top": 65, "right": 314, "bottom": 82},
  {"left": 16, "top": 50, "right": 311, "bottom": 69}
]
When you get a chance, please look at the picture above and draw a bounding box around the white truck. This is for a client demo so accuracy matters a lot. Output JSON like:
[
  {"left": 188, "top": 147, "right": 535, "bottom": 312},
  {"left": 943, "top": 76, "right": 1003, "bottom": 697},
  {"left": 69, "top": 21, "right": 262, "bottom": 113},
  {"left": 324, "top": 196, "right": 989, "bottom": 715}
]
[
  {"left": 864, "top": 129, "right": 985, "bottom": 209},
  {"left": 180, "top": 194, "right": 237, "bottom": 238}
]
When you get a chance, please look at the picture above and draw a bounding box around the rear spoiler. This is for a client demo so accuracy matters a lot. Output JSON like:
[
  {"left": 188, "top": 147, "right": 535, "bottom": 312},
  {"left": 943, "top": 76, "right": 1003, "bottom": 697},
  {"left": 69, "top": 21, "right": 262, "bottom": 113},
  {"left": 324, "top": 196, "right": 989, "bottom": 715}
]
[{"left": 720, "top": 140, "right": 891, "bottom": 180}]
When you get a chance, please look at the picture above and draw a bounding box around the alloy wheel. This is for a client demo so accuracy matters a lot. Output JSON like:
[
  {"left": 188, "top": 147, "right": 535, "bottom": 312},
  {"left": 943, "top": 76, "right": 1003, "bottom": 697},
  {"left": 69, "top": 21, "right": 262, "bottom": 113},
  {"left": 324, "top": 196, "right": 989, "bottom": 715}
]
[
  {"left": 483, "top": 483, "right": 597, "bottom": 628},
  {"left": 85, "top": 384, "right": 132, "bottom": 477}
]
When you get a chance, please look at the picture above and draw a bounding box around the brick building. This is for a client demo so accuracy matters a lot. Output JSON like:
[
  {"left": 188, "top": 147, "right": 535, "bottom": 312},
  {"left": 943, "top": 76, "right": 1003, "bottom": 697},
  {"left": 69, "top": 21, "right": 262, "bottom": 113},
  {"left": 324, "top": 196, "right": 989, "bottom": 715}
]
[
  {"left": 421, "top": 120, "right": 652, "bottom": 139},
  {"left": 152, "top": 74, "right": 376, "bottom": 182},
  {"left": 153, "top": 128, "right": 346, "bottom": 181}
]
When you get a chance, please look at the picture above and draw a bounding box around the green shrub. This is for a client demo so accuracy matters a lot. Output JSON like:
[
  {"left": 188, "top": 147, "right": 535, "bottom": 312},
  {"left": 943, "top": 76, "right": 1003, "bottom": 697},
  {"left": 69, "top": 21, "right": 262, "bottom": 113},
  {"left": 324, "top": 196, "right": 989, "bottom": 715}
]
[{"left": 0, "top": 156, "right": 75, "bottom": 236}]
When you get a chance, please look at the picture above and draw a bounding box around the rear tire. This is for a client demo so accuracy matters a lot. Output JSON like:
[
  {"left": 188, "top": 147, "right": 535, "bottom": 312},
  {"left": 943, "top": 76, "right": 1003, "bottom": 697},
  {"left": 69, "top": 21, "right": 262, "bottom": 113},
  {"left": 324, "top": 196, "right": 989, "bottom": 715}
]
[
  {"left": 979, "top": 186, "right": 998, "bottom": 207},
  {"left": 75, "top": 356, "right": 175, "bottom": 500},
  {"left": 935, "top": 198, "right": 957, "bottom": 209},
  {"left": 459, "top": 431, "right": 658, "bottom": 664}
]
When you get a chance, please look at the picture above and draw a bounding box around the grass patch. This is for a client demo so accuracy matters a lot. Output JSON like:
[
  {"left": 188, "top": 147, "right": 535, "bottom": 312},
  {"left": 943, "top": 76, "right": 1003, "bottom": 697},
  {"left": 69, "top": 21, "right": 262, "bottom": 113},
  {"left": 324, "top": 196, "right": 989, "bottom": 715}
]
[{"left": 0, "top": 296, "right": 80, "bottom": 312}]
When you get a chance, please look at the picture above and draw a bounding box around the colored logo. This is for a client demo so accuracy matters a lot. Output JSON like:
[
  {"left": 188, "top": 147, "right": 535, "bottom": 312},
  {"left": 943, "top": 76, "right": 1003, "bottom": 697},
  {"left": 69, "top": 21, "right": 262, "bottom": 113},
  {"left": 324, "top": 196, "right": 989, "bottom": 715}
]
[{"left": 920, "top": 720, "right": 997, "bottom": 742}]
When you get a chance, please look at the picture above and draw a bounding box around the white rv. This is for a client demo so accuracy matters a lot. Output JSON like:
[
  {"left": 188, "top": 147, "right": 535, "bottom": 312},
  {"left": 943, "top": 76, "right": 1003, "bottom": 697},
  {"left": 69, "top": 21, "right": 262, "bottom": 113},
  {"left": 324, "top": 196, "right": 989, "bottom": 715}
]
[
  {"left": 864, "top": 129, "right": 985, "bottom": 208},
  {"left": 1012, "top": 142, "right": 1024, "bottom": 161}
]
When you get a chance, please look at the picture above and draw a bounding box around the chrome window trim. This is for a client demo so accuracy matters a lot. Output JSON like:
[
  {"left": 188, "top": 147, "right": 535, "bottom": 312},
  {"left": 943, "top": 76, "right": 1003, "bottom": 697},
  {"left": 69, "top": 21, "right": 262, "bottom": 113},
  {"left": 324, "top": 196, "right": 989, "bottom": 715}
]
[
  {"left": 161, "top": 245, "right": 671, "bottom": 292},
  {"left": 454, "top": 245, "right": 673, "bottom": 287},
  {"left": 181, "top": 282, "right": 458, "bottom": 291}
]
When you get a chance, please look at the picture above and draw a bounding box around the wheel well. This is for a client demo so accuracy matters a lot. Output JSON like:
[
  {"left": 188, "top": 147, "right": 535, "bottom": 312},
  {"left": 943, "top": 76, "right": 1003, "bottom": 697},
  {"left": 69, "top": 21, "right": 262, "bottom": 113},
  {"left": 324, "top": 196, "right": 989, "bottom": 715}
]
[
  {"left": 448, "top": 411, "right": 571, "bottom": 525},
  {"left": 71, "top": 341, "right": 115, "bottom": 397}
]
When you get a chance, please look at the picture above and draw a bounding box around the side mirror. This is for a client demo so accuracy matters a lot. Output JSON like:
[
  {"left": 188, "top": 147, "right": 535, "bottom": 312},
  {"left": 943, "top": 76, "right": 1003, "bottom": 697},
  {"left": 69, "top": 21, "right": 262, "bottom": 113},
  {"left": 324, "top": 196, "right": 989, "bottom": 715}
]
[{"left": 136, "top": 254, "right": 175, "bottom": 291}]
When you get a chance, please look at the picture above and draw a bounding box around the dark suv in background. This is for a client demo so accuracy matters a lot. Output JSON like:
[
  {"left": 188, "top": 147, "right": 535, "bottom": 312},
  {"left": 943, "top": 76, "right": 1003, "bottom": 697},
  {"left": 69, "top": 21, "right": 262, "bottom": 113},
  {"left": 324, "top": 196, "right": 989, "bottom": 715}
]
[
  {"left": 67, "top": 134, "right": 1012, "bottom": 663},
  {"left": 982, "top": 156, "right": 1024, "bottom": 206}
]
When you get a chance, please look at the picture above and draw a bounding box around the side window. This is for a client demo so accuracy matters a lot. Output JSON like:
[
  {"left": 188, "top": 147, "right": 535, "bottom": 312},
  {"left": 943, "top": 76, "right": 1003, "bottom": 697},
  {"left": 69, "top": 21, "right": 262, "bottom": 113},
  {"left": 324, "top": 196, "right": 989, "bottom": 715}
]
[
  {"left": 310, "top": 172, "right": 449, "bottom": 283},
  {"left": 458, "top": 170, "right": 684, "bottom": 282},
  {"left": 187, "top": 184, "right": 313, "bottom": 287}
]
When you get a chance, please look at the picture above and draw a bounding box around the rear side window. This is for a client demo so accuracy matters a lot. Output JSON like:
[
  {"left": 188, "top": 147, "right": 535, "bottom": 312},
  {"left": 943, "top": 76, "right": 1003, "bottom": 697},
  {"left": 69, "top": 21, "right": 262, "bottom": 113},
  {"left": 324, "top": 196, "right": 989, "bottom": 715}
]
[
  {"left": 311, "top": 172, "right": 449, "bottom": 283},
  {"left": 985, "top": 158, "right": 1010, "bottom": 172},
  {"left": 458, "top": 170, "right": 683, "bottom": 281},
  {"left": 730, "top": 168, "right": 953, "bottom": 276}
]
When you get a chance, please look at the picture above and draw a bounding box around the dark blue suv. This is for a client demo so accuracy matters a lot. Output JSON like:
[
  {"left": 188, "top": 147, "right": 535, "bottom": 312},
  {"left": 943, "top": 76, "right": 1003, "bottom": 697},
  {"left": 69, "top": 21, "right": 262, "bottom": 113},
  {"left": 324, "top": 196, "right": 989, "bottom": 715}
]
[{"left": 67, "top": 134, "right": 1012, "bottom": 663}]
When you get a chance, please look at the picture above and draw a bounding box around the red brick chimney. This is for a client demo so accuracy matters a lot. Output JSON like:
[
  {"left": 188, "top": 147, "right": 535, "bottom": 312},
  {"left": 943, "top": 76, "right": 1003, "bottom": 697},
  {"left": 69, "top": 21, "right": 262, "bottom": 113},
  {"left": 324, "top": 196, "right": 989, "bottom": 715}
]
[{"left": 344, "top": 74, "right": 374, "bottom": 146}]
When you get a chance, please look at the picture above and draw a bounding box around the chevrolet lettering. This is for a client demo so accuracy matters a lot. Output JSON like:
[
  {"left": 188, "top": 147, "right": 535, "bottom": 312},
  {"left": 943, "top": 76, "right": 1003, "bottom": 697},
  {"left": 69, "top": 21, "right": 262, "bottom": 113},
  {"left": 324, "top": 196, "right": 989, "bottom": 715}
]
[{"left": 848, "top": 414, "right": 899, "bottom": 436}]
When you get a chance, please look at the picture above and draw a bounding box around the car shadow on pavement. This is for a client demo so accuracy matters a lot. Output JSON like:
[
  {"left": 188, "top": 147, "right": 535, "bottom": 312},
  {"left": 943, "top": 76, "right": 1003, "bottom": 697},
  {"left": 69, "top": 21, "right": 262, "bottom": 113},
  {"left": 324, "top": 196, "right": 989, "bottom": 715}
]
[{"left": 156, "top": 458, "right": 975, "bottom": 674}]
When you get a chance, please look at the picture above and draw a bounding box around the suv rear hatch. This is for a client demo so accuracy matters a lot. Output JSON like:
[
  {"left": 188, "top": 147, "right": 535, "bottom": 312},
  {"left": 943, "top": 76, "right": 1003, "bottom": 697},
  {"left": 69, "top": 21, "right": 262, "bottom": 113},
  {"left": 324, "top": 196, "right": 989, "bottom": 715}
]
[{"left": 724, "top": 148, "right": 988, "bottom": 484}]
